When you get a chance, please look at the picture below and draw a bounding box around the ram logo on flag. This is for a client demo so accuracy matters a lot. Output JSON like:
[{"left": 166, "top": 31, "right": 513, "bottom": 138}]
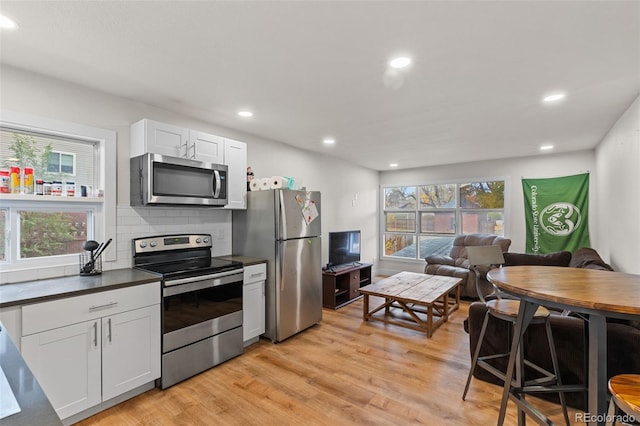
[{"left": 521, "top": 173, "right": 590, "bottom": 254}]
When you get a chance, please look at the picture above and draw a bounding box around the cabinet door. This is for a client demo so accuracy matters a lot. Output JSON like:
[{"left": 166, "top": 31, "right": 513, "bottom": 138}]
[
  {"left": 146, "top": 120, "right": 189, "bottom": 158},
  {"left": 349, "top": 270, "right": 361, "bottom": 299},
  {"left": 21, "top": 320, "right": 101, "bottom": 420},
  {"left": 189, "top": 130, "right": 224, "bottom": 163},
  {"left": 243, "top": 281, "right": 265, "bottom": 342},
  {"left": 224, "top": 138, "right": 247, "bottom": 209},
  {"left": 102, "top": 305, "right": 161, "bottom": 401}
]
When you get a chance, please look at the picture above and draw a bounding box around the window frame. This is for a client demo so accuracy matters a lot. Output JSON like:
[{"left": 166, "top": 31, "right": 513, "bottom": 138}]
[
  {"left": 381, "top": 177, "right": 509, "bottom": 263},
  {"left": 0, "top": 110, "right": 116, "bottom": 275}
]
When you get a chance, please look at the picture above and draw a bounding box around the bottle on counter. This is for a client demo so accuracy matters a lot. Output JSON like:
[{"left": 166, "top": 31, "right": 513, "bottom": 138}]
[
  {"left": 10, "top": 166, "right": 20, "bottom": 193},
  {"left": 43, "top": 181, "right": 52, "bottom": 196},
  {"left": 0, "top": 170, "right": 9, "bottom": 193},
  {"left": 23, "top": 167, "right": 34, "bottom": 194},
  {"left": 64, "top": 181, "right": 75, "bottom": 197},
  {"left": 35, "top": 179, "right": 44, "bottom": 195},
  {"left": 51, "top": 181, "right": 63, "bottom": 196}
]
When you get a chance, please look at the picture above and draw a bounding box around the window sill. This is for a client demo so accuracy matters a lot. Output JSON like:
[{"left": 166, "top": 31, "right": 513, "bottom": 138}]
[{"left": 0, "top": 194, "right": 103, "bottom": 203}]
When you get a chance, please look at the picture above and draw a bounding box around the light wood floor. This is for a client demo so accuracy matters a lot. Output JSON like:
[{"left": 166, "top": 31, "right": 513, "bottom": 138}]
[{"left": 78, "top": 297, "right": 582, "bottom": 425}]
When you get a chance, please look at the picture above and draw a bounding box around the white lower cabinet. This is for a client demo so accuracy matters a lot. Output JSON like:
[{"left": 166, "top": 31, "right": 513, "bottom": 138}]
[
  {"left": 22, "top": 319, "right": 102, "bottom": 419},
  {"left": 21, "top": 282, "right": 161, "bottom": 420},
  {"left": 243, "top": 263, "right": 266, "bottom": 345},
  {"left": 101, "top": 305, "right": 160, "bottom": 400}
]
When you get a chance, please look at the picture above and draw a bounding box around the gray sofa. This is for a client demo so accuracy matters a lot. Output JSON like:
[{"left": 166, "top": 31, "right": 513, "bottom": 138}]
[{"left": 424, "top": 234, "right": 511, "bottom": 299}]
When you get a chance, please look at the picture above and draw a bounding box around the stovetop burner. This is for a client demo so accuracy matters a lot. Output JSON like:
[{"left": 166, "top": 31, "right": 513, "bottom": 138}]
[
  {"left": 132, "top": 233, "right": 243, "bottom": 282},
  {"left": 138, "top": 257, "right": 243, "bottom": 280}
]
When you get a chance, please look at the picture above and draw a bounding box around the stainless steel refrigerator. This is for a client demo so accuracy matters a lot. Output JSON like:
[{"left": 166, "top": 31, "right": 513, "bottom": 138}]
[{"left": 232, "top": 189, "right": 322, "bottom": 342}]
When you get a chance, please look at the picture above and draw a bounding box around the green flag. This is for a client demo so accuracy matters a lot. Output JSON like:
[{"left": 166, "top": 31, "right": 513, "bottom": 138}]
[{"left": 522, "top": 173, "right": 590, "bottom": 254}]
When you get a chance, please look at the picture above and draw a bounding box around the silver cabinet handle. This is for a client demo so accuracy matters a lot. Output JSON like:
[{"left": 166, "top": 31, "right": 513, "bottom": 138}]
[
  {"left": 89, "top": 301, "right": 118, "bottom": 311},
  {"left": 93, "top": 322, "right": 98, "bottom": 347},
  {"left": 250, "top": 272, "right": 263, "bottom": 278},
  {"left": 108, "top": 318, "right": 112, "bottom": 343}
]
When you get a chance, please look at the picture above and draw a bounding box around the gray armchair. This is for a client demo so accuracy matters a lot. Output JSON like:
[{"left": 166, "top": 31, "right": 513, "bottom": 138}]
[{"left": 424, "top": 234, "right": 511, "bottom": 299}]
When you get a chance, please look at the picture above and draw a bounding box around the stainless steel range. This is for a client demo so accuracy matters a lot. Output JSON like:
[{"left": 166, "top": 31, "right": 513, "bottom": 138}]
[{"left": 132, "top": 234, "right": 244, "bottom": 389}]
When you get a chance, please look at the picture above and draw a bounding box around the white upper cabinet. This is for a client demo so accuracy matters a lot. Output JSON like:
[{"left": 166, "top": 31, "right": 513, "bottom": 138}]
[
  {"left": 224, "top": 138, "right": 247, "bottom": 210},
  {"left": 189, "top": 130, "right": 224, "bottom": 163},
  {"left": 130, "top": 119, "right": 188, "bottom": 158},
  {"left": 130, "top": 118, "right": 247, "bottom": 209}
]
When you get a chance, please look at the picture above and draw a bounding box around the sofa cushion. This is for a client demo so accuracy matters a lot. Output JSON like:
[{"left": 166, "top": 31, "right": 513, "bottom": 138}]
[
  {"left": 569, "top": 247, "right": 613, "bottom": 271},
  {"left": 449, "top": 234, "right": 512, "bottom": 260},
  {"left": 424, "top": 254, "right": 455, "bottom": 266},
  {"left": 503, "top": 251, "right": 572, "bottom": 267}
]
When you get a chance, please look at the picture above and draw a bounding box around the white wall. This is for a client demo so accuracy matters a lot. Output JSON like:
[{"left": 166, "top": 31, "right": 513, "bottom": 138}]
[
  {"left": 3, "top": 64, "right": 635, "bottom": 280},
  {"left": 595, "top": 96, "right": 640, "bottom": 274},
  {"left": 245, "top": 141, "right": 379, "bottom": 266},
  {"left": 377, "top": 151, "right": 596, "bottom": 275},
  {"left": 1, "top": 65, "right": 378, "bottom": 278}
]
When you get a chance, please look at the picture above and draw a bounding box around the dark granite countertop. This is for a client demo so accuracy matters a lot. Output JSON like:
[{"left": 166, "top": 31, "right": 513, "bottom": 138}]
[
  {"left": 0, "top": 268, "right": 161, "bottom": 308},
  {"left": 0, "top": 321, "right": 62, "bottom": 426}
]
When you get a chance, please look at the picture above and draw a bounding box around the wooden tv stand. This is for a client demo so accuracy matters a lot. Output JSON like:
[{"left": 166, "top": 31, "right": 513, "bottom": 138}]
[{"left": 322, "top": 263, "right": 372, "bottom": 309}]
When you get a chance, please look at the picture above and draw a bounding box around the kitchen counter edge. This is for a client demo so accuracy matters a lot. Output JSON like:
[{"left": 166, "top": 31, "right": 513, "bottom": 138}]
[{"left": 0, "top": 268, "right": 162, "bottom": 308}]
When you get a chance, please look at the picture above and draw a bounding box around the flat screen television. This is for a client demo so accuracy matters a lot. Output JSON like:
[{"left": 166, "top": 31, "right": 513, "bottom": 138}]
[{"left": 328, "top": 230, "right": 361, "bottom": 268}]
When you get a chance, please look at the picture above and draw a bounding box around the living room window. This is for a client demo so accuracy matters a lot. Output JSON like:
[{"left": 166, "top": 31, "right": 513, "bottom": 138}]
[
  {"left": 0, "top": 111, "right": 115, "bottom": 275},
  {"left": 382, "top": 180, "right": 506, "bottom": 261}
]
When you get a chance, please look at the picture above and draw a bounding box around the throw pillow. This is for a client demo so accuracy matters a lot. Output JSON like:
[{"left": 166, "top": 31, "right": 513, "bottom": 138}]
[{"left": 503, "top": 251, "right": 572, "bottom": 267}]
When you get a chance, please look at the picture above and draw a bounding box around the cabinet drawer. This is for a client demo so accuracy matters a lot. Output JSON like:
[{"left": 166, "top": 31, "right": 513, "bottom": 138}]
[
  {"left": 243, "top": 263, "right": 267, "bottom": 284},
  {"left": 22, "top": 282, "right": 161, "bottom": 336}
]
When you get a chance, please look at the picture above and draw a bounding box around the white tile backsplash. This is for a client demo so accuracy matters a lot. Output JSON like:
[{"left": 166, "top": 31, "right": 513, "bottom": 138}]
[
  {"left": 2, "top": 205, "right": 233, "bottom": 284},
  {"left": 113, "top": 205, "right": 233, "bottom": 270}
]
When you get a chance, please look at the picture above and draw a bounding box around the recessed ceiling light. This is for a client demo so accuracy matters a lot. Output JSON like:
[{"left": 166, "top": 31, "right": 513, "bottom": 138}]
[
  {"left": 0, "top": 14, "right": 18, "bottom": 29},
  {"left": 543, "top": 93, "right": 566, "bottom": 103},
  {"left": 237, "top": 111, "right": 253, "bottom": 117},
  {"left": 323, "top": 138, "right": 335, "bottom": 145},
  {"left": 389, "top": 57, "right": 411, "bottom": 69},
  {"left": 389, "top": 163, "right": 399, "bottom": 168},
  {"left": 540, "top": 144, "right": 554, "bottom": 151}
]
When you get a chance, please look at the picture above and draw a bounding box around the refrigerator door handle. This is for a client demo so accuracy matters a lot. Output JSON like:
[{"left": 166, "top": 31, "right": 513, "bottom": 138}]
[
  {"left": 279, "top": 250, "right": 285, "bottom": 291},
  {"left": 278, "top": 189, "right": 287, "bottom": 240}
]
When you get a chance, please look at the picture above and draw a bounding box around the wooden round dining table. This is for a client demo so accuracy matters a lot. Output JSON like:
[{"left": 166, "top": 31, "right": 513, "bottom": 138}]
[{"left": 487, "top": 265, "right": 640, "bottom": 426}]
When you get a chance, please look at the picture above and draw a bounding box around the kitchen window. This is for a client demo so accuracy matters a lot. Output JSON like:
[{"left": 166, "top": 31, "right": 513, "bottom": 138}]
[
  {"left": 0, "top": 110, "right": 115, "bottom": 276},
  {"left": 382, "top": 180, "right": 506, "bottom": 261}
]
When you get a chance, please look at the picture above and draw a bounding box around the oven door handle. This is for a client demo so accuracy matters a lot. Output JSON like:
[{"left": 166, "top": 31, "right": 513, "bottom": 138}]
[
  {"left": 163, "top": 270, "right": 243, "bottom": 297},
  {"left": 164, "top": 269, "right": 241, "bottom": 286}
]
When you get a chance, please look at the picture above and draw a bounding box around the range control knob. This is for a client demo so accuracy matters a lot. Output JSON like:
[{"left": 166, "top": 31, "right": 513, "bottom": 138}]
[
  {"left": 203, "top": 237, "right": 210, "bottom": 244},
  {"left": 139, "top": 241, "right": 147, "bottom": 248},
  {"left": 149, "top": 240, "right": 157, "bottom": 248},
  {"left": 196, "top": 238, "right": 202, "bottom": 244}
]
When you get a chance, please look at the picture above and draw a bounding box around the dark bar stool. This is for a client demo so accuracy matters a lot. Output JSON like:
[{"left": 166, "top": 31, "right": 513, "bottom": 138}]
[{"left": 461, "top": 246, "right": 570, "bottom": 425}]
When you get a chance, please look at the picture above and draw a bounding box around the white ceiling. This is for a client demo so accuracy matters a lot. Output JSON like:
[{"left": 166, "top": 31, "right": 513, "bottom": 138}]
[{"left": 1, "top": 1, "right": 639, "bottom": 171}]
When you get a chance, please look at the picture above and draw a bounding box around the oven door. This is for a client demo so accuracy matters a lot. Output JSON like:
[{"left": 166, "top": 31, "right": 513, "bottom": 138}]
[{"left": 162, "top": 270, "right": 242, "bottom": 353}]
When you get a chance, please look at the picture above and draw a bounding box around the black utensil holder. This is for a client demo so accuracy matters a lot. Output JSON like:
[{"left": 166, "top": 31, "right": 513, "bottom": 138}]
[{"left": 79, "top": 254, "right": 102, "bottom": 276}]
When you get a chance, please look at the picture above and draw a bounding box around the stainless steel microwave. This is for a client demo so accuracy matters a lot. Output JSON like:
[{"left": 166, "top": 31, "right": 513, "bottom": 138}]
[{"left": 130, "top": 153, "right": 228, "bottom": 206}]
